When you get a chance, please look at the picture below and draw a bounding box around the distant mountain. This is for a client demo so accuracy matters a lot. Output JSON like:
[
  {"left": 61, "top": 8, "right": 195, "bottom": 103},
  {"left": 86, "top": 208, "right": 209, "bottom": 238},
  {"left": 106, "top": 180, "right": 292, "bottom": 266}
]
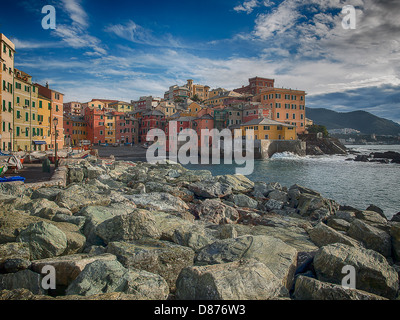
[{"left": 306, "top": 108, "right": 400, "bottom": 135}]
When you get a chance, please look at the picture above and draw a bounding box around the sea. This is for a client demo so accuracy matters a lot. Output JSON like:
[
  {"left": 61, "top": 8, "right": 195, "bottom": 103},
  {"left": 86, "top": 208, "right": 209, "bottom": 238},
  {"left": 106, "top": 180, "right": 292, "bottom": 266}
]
[{"left": 183, "top": 145, "right": 400, "bottom": 219}]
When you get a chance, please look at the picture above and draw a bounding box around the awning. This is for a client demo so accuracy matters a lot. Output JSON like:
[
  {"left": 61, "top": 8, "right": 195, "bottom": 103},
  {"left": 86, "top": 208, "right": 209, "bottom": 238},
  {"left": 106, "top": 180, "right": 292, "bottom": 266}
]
[{"left": 33, "top": 141, "right": 46, "bottom": 145}]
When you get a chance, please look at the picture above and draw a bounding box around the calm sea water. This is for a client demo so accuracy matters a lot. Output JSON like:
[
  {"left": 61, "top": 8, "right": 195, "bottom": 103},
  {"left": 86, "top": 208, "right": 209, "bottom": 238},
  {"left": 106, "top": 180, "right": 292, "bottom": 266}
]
[{"left": 183, "top": 145, "right": 400, "bottom": 219}]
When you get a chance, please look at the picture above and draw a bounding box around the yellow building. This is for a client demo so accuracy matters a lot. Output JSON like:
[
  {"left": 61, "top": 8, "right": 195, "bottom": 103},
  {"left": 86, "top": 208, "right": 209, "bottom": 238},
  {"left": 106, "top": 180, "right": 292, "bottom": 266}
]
[
  {"left": 0, "top": 33, "right": 15, "bottom": 151},
  {"left": 108, "top": 101, "right": 134, "bottom": 113},
  {"left": 204, "top": 91, "right": 243, "bottom": 107},
  {"left": 155, "top": 101, "right": 177, "bottom": 118},
  {"left": 37, "top": 95, "right": 53, "bottom": 150},
  {"left": 241, "top": 118, "right": 297, "bottom": 140},
  {"left": 13, "top": 69, "right": 39, "bottom": 151},
  {"left": 185, "top": 79, "right": 210, "bottom": 101},
  {"left": 209, "top": 88, "right": 228, "bottom": 99},
  {"left": 187, "top": 102, "right": 204, "bottom": 116},
  {"left": 105, "top": 112, "right": 116, "bottom": 144}
]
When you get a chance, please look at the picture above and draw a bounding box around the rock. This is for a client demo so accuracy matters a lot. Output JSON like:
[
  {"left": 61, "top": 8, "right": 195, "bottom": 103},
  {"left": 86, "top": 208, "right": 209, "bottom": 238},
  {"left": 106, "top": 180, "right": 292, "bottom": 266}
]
[
  {"left": 176, "top": 170, "right": 213, "bottom": 183},
  {"left": 107, "top": 240, "right": 195, "bottom": 291},
  {"left": 55, "top": 184, "right": 111, "bottom": 214},
  {"left": 68, "top": 166, "right": 86, "bottom": 183},
  {"left": 66, "top": 259, "right": 169, "bottom": 299},
  {"left": 231, "top": 194, "right": 258, "bottom": 209},
  {"left": 23, "top": 199, "right": 60, "bottom": 219},
  {"left": 391, "top": 212, "right": 400, "bottom": 223},
  {"left": 172, "top": 225, "right": 215, "bottom": 252},
  {"left": 188, "top": 181, "right": 232, "bottom": 199},
  {"left": 289, "top": 184, "right": 320, "bottom": 197},
  {"left": 313, "top": 243, "right": 399, "bottom": 299},
  {"left": 294, "top": 275, "right": 387, "bottom": 300},
  {"left": 327, "top": 218, "right": 351, "bottom": 232},
  {"left": 51, "top": 222, "right": 86, "bottom": 256},
  {"left": 31, "top": 187, "right": 62, "bottom": 201},
  {"left": 216, "top": 224, "right": 238, "bottom": 239},
  {"left": 235, "top": 222, "right": 318, "bottom": 253},
  {"left": 335, "top": 210, "right": 356, "bottom": 222},
  {"left": 308, "top": 222, "right": 361, "bottom": 248},
  {"left": 390, "top": 223, "right": 400, "bottom": 262},
  {"left": 216, "top": 174, "right": 254, "bottom": 193},
  {"left": 86, "top": 166, "right": 106, "bottom": 180},
  {"left": 347, "top": 219, "right": 391, "bottom": 257},
  {"left": 192, "top": 199, "right": 239, "bottom": 224},
  {"left": 96, "top": 209, "right": 161, "bottom": 243},
  {"left": 268, "top": 190, "right": 289, "bottom": 203},
  {"left": 124, "top": 193, "right": 189, "bottom": 212},
  {"left": 366, "top": 204, "right": 386, "bottom": 219},
  {"left": 52, "top": 214, "right": 86, "bottom": 229},
  {"left": 195, "top": 235, "right": 298, "bottom": 289},
  {"left": 0, "top": 289, "right": 53, "bottom": 300},
  {"left": 297, "top": 193, "right": 339, "bottom": 221},
  {"left": 355, "top": 210, "right": 387, "bottom": 225},
  {"left": 0, "top": 270, "right": 44, "bottom": 295},
  {"left": 31, "top": 253, "right": 117, "bottom": 287},
  {"left": 262, "top": 199, "right": 284, "bottom": 211},
  {"left": 176, "top": 259, "right": 288, "bottom": 300},
  {"left": 0, "top": 243, "right": 30, "bottom": 273},
  {"left": 16, "top": 221, "right": 68, "bottom": 260},
  {"left": 354, "top": 155, "right": 369, "bottom": 162}
]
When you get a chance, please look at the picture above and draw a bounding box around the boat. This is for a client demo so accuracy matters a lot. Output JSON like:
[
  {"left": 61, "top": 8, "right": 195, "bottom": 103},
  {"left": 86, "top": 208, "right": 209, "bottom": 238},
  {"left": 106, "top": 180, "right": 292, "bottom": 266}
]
[{"left": 0, "top": 176, "right": 25, "bottom": 183}]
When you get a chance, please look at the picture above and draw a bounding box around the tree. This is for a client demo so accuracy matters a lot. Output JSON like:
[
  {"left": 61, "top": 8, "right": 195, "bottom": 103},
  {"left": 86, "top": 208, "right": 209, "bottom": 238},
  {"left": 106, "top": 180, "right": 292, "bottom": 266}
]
[
  {"left": 192, "top": 94, "right": 201, "bottom": 102},
  {"left": 307, "top": 124, "right": 329, "bottom": 137}
]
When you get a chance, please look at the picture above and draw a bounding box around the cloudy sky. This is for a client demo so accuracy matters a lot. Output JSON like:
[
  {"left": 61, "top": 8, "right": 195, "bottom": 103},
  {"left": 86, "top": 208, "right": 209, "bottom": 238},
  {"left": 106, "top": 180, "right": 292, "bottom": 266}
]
[{"left": 1, "top": 0, "right": 399, "bottom": 123}]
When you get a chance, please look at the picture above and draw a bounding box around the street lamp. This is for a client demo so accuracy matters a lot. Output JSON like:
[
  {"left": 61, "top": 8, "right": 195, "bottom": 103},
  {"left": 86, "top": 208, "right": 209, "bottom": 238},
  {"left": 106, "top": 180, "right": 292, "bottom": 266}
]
[{"left": 53, "top": 117, "right": 58, "bottom": 168}]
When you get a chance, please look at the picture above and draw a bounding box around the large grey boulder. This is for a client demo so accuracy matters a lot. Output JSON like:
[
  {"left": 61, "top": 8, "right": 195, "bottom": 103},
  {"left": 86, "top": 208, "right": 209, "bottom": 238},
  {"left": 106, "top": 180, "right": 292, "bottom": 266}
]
[
  {"left": 0, "top": 270, "right": 44, "bottom": 295},
  {"left": 308, "top": 222, "right": 361, "bottom": 248},
  {"left": 55, "top": 184, "right": 111, "bottom": 214},
  {"left": 294, "top": 275, "right": 387, "bottom": 300},
  {"left": 96, "top": 209, "right": 161, "bottom": 244},
  {"left": 313, "top": 243, "right": 399, "bottom": 299},
  {"left": 31, "top": 187, "right": 62, "bottom": 201},
  {"left": 296, "top": 193, "right": 339, "bottom": 221},
  {"left": 195, "top": 235, "right": 298, "bottom": 289},
  {"left": 216, "top": 174, "right": 254, "bottom": 193},
  {"left": 16, "top": 221, "right": 68, "bottom": 260},
  {"left": 107, "top": 240, "right": 195, "bottom": 291},
  {"left": 355, "top": 210, "right": 387, "bottom": 225},
  {"left": 176, "top": 259, "right": 288, "bottom": 300},
  {"left": 31, "top": 254, "right": 117, "bottom": 287},
  {"left": 231, "top": 194, "right": 258, "bottom": 209},
  {"left": 390, "top": 222, "right": 400, "bottom": 262},
  {"left": 66, "top": 259, "right": 169, "bottom": 299},
  {"left": 327, "top": 218, "right": 351, "bottom": 232},
  {"left": 347, "top": 219, "right": 391, "bottom": 257},
  {"left": 192, "top": 199, "right": 239, "bottom": 224},
  {"left": 172, "top": 225, "right": 216, "bottom": 252},
  {"left": 188, "top": 181, "right": 232, "bottom": 199},
  {"left": 0, "top": 242, "right": 31, "bottom": 273},
  {"left": 124, "top": 193, "right": 189, "bottom": 212}
]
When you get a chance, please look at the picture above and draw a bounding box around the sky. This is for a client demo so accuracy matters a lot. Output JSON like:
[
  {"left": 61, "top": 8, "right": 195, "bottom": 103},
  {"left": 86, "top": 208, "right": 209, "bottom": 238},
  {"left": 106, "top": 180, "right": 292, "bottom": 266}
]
[{"left": 0, "top": 0, "right": 399, "bottom": 123}]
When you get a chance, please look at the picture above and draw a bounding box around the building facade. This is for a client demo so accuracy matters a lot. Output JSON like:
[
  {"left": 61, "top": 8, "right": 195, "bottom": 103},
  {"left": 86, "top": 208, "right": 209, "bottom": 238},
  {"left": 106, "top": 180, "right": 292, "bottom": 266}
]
[{"left": 234, "top": 77, "right": 275, "bottom": 96}]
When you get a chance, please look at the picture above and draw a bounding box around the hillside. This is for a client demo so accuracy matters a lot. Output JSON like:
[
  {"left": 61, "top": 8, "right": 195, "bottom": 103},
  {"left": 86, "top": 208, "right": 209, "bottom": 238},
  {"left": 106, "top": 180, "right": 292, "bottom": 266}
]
[{"left": 306, "top": 108, "right": 400, "bottom": 135}]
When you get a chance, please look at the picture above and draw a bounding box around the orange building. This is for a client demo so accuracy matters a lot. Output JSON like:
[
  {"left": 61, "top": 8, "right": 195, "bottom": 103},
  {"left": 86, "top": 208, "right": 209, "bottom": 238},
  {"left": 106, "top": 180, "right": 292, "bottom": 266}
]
[{"left": 259, "top": 87, "right": 306, "bottom": 134}]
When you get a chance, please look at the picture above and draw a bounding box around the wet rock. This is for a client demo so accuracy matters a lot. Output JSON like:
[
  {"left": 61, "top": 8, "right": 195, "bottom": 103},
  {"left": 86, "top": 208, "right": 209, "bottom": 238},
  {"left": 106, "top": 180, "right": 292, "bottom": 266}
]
[
  {"left": 16, "top": 221, "right": 68, "bottom": 260},
  {"left": 313, "top": 243, "right": 399, "bottom": 299},
  {"left": 390, "top": 223, "right": 400, "bottom": 262},
  {"left": 107, "top": 240, "right": 195, "bottom": 291},
  {"left": 176, "top": 259, "right": 288, "bottom": 300},
  {"left": 294, "top": 275, "right": 387, "bottom": 300},
  {"left": 216, "top": 174, "right": 254, "bottom": 193},
  {"left": 347, "top": 219, "right": 391, "bottom": 257},
  {"left": 195, "top": 235, "right": 298, "bottom": 289},
  {"left": 96, "top": 209, "right": 161, "bottom": 244}
]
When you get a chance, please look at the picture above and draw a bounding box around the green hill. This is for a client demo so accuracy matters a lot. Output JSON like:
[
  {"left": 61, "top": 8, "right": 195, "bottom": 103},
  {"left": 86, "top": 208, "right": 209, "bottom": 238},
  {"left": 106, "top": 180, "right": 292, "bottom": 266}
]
[{"left": 306, "top": 108, "right": 400, "bottom": 135}]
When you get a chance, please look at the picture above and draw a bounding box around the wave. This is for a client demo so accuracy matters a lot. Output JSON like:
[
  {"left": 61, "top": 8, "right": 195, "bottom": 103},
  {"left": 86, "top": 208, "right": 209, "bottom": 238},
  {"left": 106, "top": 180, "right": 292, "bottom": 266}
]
[{"left": 270, "top": 152, "right": 304, "bottom": 160}]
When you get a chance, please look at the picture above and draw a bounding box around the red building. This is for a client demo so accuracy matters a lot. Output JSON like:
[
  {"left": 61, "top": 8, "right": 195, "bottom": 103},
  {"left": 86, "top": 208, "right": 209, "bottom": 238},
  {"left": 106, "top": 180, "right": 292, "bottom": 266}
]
[
  {"left": 114, "top": 111, "right": 139, "bottom": 144},
  {"left": 193, "top": 114, "right": 214, "bottom": 148},
  {"left": 140, "top": 110, "right": 166, "bottom": 143},
  {"left": 233, "top": 77, "right": 275, "bottom": 96},
  {"left": 242, "top": 103, "right": 272, "bottom": 123},
  {"left": 85, "top": 107, "right": 106, "bottom": 145}
]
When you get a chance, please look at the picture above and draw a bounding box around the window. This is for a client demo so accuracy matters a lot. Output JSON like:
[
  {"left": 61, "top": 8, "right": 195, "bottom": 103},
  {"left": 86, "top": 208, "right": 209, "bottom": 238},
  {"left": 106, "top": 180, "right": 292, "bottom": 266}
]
[
  {"left": 293, "top": 114, "right": 296, "bottom": 120},
  {"left": 17, "top": 111, "right": 21, "bottom": 119},
  {"left": 263, "top": 126, "right": 270, "bottom": 130},
  {"left": 265, "top": 134, "right": 269, "bottom": 139},
  {"left": 16, "top": 97, "right": 20, "bottom": 104},
  {"left": 25, "top": 113, "right": 29, "bottom": 121},
  {"left": 276, "top": 112, "right": 280, "bottom": 119},
  {"left": 16, "top": 127, "right": 20, "bottom": 136},
  {"left": 39, "top": 101, "right": 43, "bottom": 108},
  {"left": 2, "top": 100, "right": 5, "bottom": 112},
  {"left": 286, "top": 113, "right": 289, "bottom": 119}
]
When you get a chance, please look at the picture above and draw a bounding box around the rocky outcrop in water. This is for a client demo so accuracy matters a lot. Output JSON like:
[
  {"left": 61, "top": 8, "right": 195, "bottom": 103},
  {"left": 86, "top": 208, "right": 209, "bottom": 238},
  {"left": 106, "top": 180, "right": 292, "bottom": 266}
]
[{"left": 0, "top": 158, "right": 399, "bottom": 300}]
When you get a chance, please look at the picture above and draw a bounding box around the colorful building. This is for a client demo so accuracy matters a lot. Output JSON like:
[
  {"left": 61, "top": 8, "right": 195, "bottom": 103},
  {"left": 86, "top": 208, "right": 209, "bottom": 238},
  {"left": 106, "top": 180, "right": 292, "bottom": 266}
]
[
  {"left": 140, "top": 110, "right": 166, "bottom": 143},
  {"left": 64, "top": 102, "right": 83, "bottom": 116},
  {"left": 108, "top": 101, "right": 134, "bottom": 113},
  {"left": 64, "top": 115, "right": 87, "bottom": 147},
  {"left": 35, "top": 83, "right": 64, "bottom": 150},
  {"left": 37, "top": 95, "right": 53, "bottom": 150},
  {"left": 0, "top": 33, "right": 15, "bottom": 151},
  {"left": 259, "top": 87, "right": 306, "bottom": 134},
  {"left": 241, "top": 118, "right": 297, "bottom": 140},
  {"left": 132, "top": 96, "right": 162, "bottom": 110},
  {"left": 234, "top": 76, "right": 275, "bottom": 96},
  {"left": 242, "top": 103, "right": 272, "bottom": 123},
  {"left": 85, "top": 107, "right": 106, "bottom": 145},
  {"left": 185, "top": 79, "right": 210, "bottom": 101},
  {"left": 204, "top": 91, "right": 243, "bottom": 107},
  {"left": 13, "top": 69, "right": 39, "bottom": 151}
]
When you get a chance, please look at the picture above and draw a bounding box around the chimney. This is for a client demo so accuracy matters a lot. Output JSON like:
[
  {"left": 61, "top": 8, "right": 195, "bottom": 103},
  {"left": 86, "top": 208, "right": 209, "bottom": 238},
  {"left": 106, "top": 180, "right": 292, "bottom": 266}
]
[{"left": 46, "top": 82, "right": 49, "bottom": 88}]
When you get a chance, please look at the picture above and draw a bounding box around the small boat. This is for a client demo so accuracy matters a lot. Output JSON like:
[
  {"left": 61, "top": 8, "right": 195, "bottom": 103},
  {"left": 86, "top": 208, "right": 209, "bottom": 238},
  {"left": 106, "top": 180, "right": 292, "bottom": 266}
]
[{"left": 0, "top": 176, "right": 25, "bottom": 183}]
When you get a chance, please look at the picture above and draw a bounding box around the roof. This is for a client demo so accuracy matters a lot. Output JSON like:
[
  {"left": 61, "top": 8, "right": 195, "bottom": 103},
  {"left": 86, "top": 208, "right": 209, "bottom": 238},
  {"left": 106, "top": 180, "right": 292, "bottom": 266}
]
[
  {"left": 195, "top": 114, "right": 214, "bottom": 121},
  {"left": 170, "top": 116, "right": 197, "bottom": 122},
  {"left": 143, "top": 110, "right": 165, "bottom": 116},
  {"left": 242, "top": 118, "right": 296, "bottom": 127}
]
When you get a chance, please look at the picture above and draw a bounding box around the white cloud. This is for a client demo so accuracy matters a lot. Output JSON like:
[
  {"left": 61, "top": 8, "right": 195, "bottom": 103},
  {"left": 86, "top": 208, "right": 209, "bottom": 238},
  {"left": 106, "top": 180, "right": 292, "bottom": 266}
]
[
  {"left": 61, "top": 0, "right": 89, "bottom": 28},
  {"left": 234, "top": 0, "right": 261, "bottom": 14}
]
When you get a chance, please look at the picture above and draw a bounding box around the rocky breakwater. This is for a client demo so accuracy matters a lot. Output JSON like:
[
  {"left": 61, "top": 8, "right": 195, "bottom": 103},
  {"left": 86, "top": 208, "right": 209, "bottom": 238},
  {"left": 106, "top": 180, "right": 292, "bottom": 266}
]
[{"left": 0, "top": 158, "right": 399, "bottom": 300}]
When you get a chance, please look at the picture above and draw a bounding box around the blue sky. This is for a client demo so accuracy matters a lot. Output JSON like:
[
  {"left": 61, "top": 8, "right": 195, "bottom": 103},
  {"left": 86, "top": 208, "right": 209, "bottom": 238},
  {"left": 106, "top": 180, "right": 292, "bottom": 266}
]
[{"left": 1, "top": 0, "right": 399, "bottom": 123}]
